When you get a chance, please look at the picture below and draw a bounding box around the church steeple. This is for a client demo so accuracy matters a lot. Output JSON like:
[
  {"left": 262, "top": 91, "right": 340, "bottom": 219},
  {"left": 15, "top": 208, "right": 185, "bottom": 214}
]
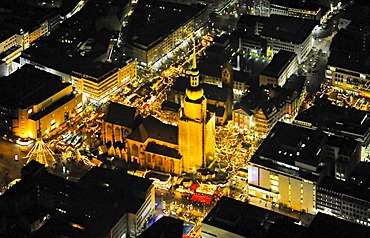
[{"left": 186, "top": 41, "right": 203, "bottom": 101}]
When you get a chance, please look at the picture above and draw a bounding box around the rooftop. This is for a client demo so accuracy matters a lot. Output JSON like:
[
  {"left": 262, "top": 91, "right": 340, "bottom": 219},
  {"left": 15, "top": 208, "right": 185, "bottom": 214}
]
[
  {"left": 161, "top": 100, "right": 181, "bottom": 112},
  {"left": 104, "top": 102, "right": 141, "bottom": 128},
  {"left": 250, "top": 122, "right": 325, "bottom": 181},
  {"left": 306, "top": 212, "right": 370, "bottom": 238},
  {"left": 261, "top": 50, "right": 296, "bottom": 78},
  {"left": 126, "top": 1, "right": 207, "bottom": 49},
  {"left": 294, "top": 99, "right": 370, "bottom": 140},
  {"left": 203, "top": 196, "right": 298, "bottom": 237},
  {"left": 127, "top": 115, "right": 178, "bottom": 144},
  {"left": 145, "top": 142, "right": 182, "bottom": 159},
  {"left": 260, "top": 15, "right": 318, "bottom": 44},
  {"left": 0, "top": 65, "right": 68, "bottom": 109},
  {"left": 138, "top": 216, "right": 183, "bottom": 238},
  {"left": 328, "top": 28, "right": 370, "bottom": 74}
]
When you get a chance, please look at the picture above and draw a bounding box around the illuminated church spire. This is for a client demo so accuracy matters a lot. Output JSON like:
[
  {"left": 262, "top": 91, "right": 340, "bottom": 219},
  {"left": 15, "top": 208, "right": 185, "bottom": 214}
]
[
  {"left": 178, "top": 36, "right": 215, "bottom": 173},
  {"left": 186, "top": 41, "right": 203, "bottom": 101}
]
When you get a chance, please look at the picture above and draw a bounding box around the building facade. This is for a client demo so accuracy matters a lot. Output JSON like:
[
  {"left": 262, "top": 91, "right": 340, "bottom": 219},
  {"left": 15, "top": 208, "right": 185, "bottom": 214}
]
[
  {"left": 178, "top": 50, "right": 216, "bottom": 173},
  {"left": 72, "top": 58, "right": 137, "bottom": 103},
  {"left": 0, "top": 65, "right": 82, "bottom": 139}
]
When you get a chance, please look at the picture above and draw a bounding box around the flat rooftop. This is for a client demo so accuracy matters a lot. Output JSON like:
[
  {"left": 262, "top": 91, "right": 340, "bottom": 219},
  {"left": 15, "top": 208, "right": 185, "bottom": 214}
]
[
  {"left": 328, "top": 28, "right": 370, "bottom": 74},
  {"left": 261, "top": 50, "right": 296, "bottom": 78},
  {"left": 250, "top": 122, "right": 324, "bottom": 181},
  {"left": 0, "top": 1, "right": 58, "bottom": 42},
  {"left": 203, "top": 196, "right": 298, "bottom": 237},
  {"left": 126, "top": 1, "right": 207, "bottom": 49},
  {"left": 21, "top": 0, "right": 134, "bottom": 81},
  {"left": 294, "top": 99, "right": 370, "bottom": 140},
  {"left": 0, "top": 64, "right": 67, "bottom": 109},
  {"left": 260, "top": 15, "right": 318, "bottom": 44}
]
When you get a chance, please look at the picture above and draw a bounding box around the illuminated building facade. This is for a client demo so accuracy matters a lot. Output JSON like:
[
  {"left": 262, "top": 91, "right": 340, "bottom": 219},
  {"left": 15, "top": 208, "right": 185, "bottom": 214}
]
[
  {"left": 124, "top": 116, "right": 182, "bottom": 175},
  {"left": 233, "top": 76, "right": 306, "bottom": 135},
  {"left": 125, "top": 1, "right": 209, "bottom": 66},
  {"left": 252, "top": 0, "right": 322, "bottom": 20},
  {"left": 178, "top": 50, "right": 216, "bottom": 173},
  {"left": 233, "top": 95, "right": 279, "bottom": 137},
  {"left": 72, "top": 58, "right": 137, "bottom": 102},
  {"left": 248, "top": 122, "right": 327, "bottom": 214},
  {"left": 170, "top": 60, "right": 233, "bottom": 126},
  {"left": 0, "top": 65, "right": 82, "bottom": 139},
  {"left": 325, "top": 27, "right": 370, "bottom": 98},
  {"left": 317, "top": 175, "right": 370, "bottom": 227},
  {"left": 0, "top": 1, "right": 60, "bottom": 77}
]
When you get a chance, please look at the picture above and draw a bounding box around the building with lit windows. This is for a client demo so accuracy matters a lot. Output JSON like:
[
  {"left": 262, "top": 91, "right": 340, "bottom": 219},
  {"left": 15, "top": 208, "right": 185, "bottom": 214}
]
[
  {"left": 259, "top": 50, "right": 298, "bottom": 87},
  {"left": 71, "top": 58, "right": 137, "bottom": 102},
  {"left": 325, "top": 27, "right": 370, "bottom": 98},
  {"left": 317, "top": 175, "right": 370, "bottom": 227},
  {"left": 159, "top": 100, "right": 181, "bottom": 125},
  {"left": 260, "top": 15, "right": 317, "bottom": 63},
  {"left": 19, "top": 0, "right": 138, "bottom": 103},
  {"left": 124, "top": 1, "right": 209, "bottom": 66},
  {"left": 248, "top": 122, "right": 327, "bottom": 214},
  {"left": 0, "top": 161, "right": 155, "bottom": 238},
  {"left": 252, "top": 0, "right": 322, "bottom": 20},
  {"left": 232, "top": 90, "right": 279, "bottom": 137},
  {"left": 270, "top": 0, "right": 322, "bottom": 20},
  {"left": 0, "top": 65, "right": 82, "bottom": 139},
  {"left": 233, "top": 75, "right": 306, "bottom": 135},
  {"left": 293, "top": 99, "right": 370, "bottom": 161},
  {"left": 124, "top": 116, "right": 183, "bottom": 175},
  {"left": 0, "top": 1, "right": 61, "bottom": 77},
  {"left": 253, "top": 0, "right": 271, "bottom": 17}
]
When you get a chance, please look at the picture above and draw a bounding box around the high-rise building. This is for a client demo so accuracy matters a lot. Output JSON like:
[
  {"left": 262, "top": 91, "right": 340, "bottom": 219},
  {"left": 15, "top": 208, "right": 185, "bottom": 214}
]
[{"left": 178, "top": 48, "right": 216, "bottom": 173}]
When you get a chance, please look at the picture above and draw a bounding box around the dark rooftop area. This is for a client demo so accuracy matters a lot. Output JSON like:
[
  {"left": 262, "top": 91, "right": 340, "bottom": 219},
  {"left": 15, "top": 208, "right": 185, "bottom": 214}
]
[
  {"left": 126, "top": 0, "right": 207, "bottom": 48},
  {"left": 104, "top": 102, "right": 141, "bottom": 128},
  {"left": 294, "top": 99, "right": 370, "bottom": 139},
  {"left": 146, "top": 142, "right": 182, "bottom": 159},
  {"left": 127, "top": 115, "right": 178, "bottom": 144},
  {"left": 0, "top": 64, "right": 67, "bottom": 109},
  {"left": 203, "top": 196, "right": 298, "bottom": 237},
  {"left": 250, "top": 122, "right": 325, "bottom": 181},
  {"left": 260, "top": 15, "right": 318, "bottom": 44},
  {"left": 261, "top": 50, "right": 296, "bottom": 78},
  {"left": 305, "top": 212, "right": 370, "bottom": 238},
  {"left": 138, "top": 216, "right": 183, "bottom": 238}
]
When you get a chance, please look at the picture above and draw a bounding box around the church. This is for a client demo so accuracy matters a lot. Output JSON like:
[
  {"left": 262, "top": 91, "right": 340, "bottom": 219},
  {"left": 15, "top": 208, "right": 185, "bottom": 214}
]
[{"left": 102, "top": 49, "right": 216, "bottom": 175}]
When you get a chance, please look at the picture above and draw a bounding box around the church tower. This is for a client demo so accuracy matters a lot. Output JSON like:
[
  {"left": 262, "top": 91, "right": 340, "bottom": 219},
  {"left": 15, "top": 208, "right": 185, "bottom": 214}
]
[{"left": 178, "top": 45, "right": 216, "bottom": 173}]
